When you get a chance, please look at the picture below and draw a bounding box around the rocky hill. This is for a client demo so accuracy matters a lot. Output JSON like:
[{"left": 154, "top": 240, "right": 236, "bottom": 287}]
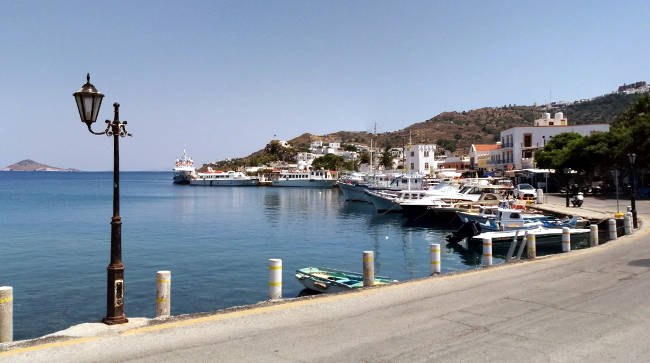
[
  {"left": 204, "top": 91, "right": 646, "bottom": 170},
  {"left": 1, "top": 159, "right": 78, "bottom": 172}
]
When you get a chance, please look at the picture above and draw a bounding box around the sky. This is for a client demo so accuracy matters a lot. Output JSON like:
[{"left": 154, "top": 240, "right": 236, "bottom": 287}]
[{"left": 0, "top": 1, "right": 648, "bottom": 171}]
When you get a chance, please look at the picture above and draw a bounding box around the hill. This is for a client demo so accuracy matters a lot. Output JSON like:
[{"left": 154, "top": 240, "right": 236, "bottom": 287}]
[
  {"left": 203, "top": 91, "right": 646, "bottom": 170},
  {"left": 1, "top": 159, "right": 78, "bottom": 172}
]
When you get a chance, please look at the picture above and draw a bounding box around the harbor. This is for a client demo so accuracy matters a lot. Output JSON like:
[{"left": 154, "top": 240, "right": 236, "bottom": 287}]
[
  {"left": 0, "top": 171, "right": 643, "bottom": 343},
  {"left": 1, "top": 195, "right": 647, "bottom": 361}
]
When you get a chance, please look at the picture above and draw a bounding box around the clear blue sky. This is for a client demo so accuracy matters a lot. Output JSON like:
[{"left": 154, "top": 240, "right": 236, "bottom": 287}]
[{"left": 1, "top": 1, "right": 648, "bottom": 171}]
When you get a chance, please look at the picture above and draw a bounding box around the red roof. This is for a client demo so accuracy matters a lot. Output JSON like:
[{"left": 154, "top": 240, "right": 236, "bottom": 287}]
[{"left": 473, "top": 144, "right": 500, "bottom": 152}]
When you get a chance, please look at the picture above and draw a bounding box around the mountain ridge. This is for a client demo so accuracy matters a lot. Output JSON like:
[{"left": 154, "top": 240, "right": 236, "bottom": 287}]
[{"left": 204, "top": 91, "right": 646, "bottom": 170}]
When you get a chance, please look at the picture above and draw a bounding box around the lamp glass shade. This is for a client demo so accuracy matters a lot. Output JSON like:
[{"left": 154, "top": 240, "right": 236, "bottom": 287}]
[
  {"left": 628, "top": 153, "right": 637, "bottom": 165},
  {"left": 73, "top": 74, "right": 104, "bottom": 124}
]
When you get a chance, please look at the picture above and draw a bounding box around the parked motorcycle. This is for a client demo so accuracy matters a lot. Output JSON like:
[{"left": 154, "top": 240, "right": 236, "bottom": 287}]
[{"left": 571, "top": 192, "right": 584, "bottom": 207}]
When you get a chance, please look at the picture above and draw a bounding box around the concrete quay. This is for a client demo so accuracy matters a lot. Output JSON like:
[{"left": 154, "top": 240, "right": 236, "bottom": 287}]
[{"left": 1, "top": 197, "right": 649, "bottom": 362}]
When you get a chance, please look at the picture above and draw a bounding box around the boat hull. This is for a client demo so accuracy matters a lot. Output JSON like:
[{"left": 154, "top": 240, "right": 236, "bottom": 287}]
[
  {"left": 173, "top": 175, "right": 190, "bottom": 184},
  {"left": 365, "top": 191, "right": 402, "bottom": 212},
  {"left": 272, "top": 179, "right": 336, "bottom": 187},
  {"left": 400, "top": 204, "right": 460, "bottom": 226},
  {"left": 295, "top": 267, "right": 396, "bottom": 293},
  {"left": 190, "top": 178, "right": 259, "bottom": 186},
  {"left": 338, "top": 182, "right": 370, "bottom": 202}
]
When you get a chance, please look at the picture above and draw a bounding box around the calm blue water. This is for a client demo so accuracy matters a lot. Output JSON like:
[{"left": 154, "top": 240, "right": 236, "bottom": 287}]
[{"left": 1, "top": 171, "right": 585, "bottom": 340}]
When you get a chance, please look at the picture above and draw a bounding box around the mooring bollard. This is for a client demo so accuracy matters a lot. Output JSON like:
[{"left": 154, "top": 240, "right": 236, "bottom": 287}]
[
  {"left": 526, "top": 233, "right": 536, "bottom": 259},
  {"left": 608, "top": 219, "right": 617, "bottom": 241},
  {"left": 430, "top": 243, "right": 441, "bottom": 275},
  {"left": 589, "top": 224, "right": 599, "bottom": 246},
  {"left": 269, "top": 259, "right": 282, "bottom": 300},
  {"left": 156, "top": 271, "right": 171, "bottom": 318},
  {"left": 0, "top": 286, "right": 12, "bottom": 343},
  {"left": 482, "top": 237, "right": 493, "bottom": 266},
  {"left": 363, "top": 251, "right": 374, "bottom": 287},
  {"left": 562, "top": 227, "right": 571, "bottom": 252},
  {"left": 624, "top": 213, "right": 632, "bottom": 235}
]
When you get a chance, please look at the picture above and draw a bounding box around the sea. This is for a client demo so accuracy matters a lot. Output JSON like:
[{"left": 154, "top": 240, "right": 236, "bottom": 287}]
[{"left": 0, "top": 171, "right": 590, "bottom": 340}]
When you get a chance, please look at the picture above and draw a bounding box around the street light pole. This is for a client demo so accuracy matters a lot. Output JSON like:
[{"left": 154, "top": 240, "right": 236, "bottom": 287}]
[
  {"left": 628, "top": 153, "right": 638, "bottom": 229},
  {"left": 73, "top": 74, "right": 132, "bottom": 324}
]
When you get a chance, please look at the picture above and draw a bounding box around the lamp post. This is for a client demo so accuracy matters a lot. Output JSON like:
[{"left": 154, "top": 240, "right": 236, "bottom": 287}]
[
  {"left": 564, "top": 168, "right": 571, "bottom": 207},
  {"left": 628, "top": 153, "right": 638, "bottom": 229},
  {"left": 73, "top": 74, "right": 131, "bottom": 324}
]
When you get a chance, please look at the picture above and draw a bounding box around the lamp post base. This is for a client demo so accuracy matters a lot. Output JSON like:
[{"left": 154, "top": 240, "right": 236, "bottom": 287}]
[
  {"left": 102, "top": 315, "right": 128, "bottom": 325},
  {"left": 104, "top": 263, "right": 128, "bottom": 325}
]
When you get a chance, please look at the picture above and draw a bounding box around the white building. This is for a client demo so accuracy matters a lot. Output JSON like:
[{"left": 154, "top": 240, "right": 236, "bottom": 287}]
[
  {"left": 296, "top": 152, "right": 316, "bottom": 170},
  {"left": 493, "top": 112, "right": 609, "bottom": 170},
  {"left": 404, "top": 144, "right": 437, "bottom": 175},
  {"left": 469, "top": 143, "right": 501, "bottom": 171}
]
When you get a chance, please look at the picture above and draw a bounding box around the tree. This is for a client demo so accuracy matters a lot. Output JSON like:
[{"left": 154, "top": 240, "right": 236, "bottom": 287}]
[
  {"left": 436, "top": 138, "right": 457, "bottom": 152},
  {"left": 534, "top": 132, "right": 583, "bottom": 171},
  {"left": 612, "top": 94, "right": 650, "bottom": 168},
  {"left": 312, "top": 154, "right": 345, "bottom": 170},
  {"left": 380, "top": 149, "right": 393, "bottom": 169},
  {"left": 359, "top": 151, "right": 370, "bottom": 164}
]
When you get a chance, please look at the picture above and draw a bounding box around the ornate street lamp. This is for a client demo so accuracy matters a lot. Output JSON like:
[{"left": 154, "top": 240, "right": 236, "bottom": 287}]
[
  {"left": 628, "top": 153, "right": 638, "bottom": 229},
  {"left": 73, "top": 74, "right": 132, "bottom": 324}
]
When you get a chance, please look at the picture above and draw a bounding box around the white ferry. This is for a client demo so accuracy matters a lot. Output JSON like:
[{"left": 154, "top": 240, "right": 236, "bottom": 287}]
[
  {"left": 173, "top": 149, "right": 196, "bottom": 184},
  {"left": 271, "top": 169, "right": 337, "bottom": 188},
  {"left": 190, "top": 168, "right": 259, "bottom": 186}
]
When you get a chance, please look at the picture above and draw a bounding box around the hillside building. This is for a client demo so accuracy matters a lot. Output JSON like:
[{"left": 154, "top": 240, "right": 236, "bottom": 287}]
[
  {"left": 490, "top": 112, "right": 609, "bottom": 171},
  {"left": 404, "top": 144, "right": 437, "bottom": 175},
  {"left": 469, "top": 143, "right": 501, "bottom": 171}
]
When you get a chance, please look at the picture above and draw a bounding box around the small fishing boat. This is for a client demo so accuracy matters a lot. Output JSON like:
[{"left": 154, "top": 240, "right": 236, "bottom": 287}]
[{"left": 295, "top": 267, "right": 397, "bottom": 293}]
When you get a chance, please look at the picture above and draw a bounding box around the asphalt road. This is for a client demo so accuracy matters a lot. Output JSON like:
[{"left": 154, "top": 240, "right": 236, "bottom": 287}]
[{"left": 2, "top": 198, "right": 650, "bottom": 362}]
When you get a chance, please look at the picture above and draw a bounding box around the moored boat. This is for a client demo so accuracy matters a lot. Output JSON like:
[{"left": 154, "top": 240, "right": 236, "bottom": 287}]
[
  {"left": 173, "top": 149, "right": 196, "bottom": 184},
  {"left": 295, "top": 267, "right": 397, "bottom": 293},
  {"left": 190, "top": 169, "right": 259, "bottom": 186},
  {"left": 272, "top": 169, "right": 337, "bottom": 187}
]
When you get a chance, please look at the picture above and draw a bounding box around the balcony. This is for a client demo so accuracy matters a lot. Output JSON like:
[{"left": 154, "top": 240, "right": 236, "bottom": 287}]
[{"left": 521, "top": 158, "right": 535, "bottom": 169}]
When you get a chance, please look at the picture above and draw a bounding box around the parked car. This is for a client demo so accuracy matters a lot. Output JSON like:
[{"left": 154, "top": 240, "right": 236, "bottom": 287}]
[{"left": 514, "top": 183, "right": 536, "bottom": 199}]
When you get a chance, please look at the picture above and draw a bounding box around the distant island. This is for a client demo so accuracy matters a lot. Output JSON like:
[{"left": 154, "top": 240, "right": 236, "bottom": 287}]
[{"left": 1, "top": 159, "right": 79, "bottom": 172}]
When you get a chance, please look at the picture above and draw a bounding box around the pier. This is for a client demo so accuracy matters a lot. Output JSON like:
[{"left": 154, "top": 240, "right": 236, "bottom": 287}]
[{"left": 1, "top": 196, "right": 648, "bottom": 361}]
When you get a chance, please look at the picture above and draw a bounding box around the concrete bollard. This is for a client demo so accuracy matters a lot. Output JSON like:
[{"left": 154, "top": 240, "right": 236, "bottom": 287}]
[
  {"left": 627, "top": 206, "right": 632, "bottom": 213},
  {"left": 363, "top": 251, "right": 374, "bottom": 287},
  {"left": 589, "top": 224, "right": 599, "bottom": 247},
  {"left": 526, "top": 233, "right": 536, "bottom": 259},
  {"left": 608, "top": 219, "right": 617, "bottom": 241},
  {"left": 482, "top": 238, "right": 493, "bottom": 266},
  {"left": 536, "top": 189, "right": 544, "bottom": 204},
  {"left": 156, "top": 271, "right": 171, "bottom": 318},
  {"left": 624, "top": 213, "right": 632, "bottom": 235},
  {"left": 562, "top": 227, "right": 571, "bottom": 252},
  {"left": 269, "top": 259, "right": 282, "bottom": 300},
  {"left": 0, "top": 286, "right": 12, "bottom": 343},
  {"left": 430, "top": 243, "right": 441, "bottom": 275}
]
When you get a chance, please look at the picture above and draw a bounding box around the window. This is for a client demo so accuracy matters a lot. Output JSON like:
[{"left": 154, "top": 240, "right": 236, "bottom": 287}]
[
  {"left": 524, "top": 134, "right": 532, "bottom": 148},
  {"left": 410, "top": 151, "right": 414, "bottom": 157},
  {"left": 424, "top": 162, "right": 429, "bottom": 169},
  {"left": 410, "top": 163, "right": 414, "bottom": 170},
  {"left": 424, "top": 151, "right": 429, "bottom": 157}
]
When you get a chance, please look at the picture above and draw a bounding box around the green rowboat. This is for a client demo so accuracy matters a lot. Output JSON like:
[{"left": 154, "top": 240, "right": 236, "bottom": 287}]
[{"left": 295, "top": 266, "right": 397, "bottom": 293}]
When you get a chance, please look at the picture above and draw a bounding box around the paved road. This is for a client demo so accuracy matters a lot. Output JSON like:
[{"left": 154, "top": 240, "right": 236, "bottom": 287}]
[
  {"left": 545, "top": 193, "right": 650, "bottom": 215},
  {"left": 2, "top": 199, "right": 650, "bottom": 362}
]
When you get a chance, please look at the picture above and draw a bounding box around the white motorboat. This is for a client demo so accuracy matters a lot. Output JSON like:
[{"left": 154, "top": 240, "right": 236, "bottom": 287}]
[
  {"left": 190, "top": 169, "right": 259, "bottom": 186},
  {"left": 173, "top": 149, "right": 196, "bottom": 184},
  {"left": 272, "top": 169, "right": 337, "bottom": 187}
]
